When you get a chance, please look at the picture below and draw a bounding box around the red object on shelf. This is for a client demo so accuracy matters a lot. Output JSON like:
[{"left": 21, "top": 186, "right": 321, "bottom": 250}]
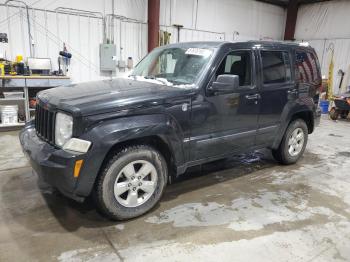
[{"left": 29, "top": 98, "right": 37, "bottom": 108}]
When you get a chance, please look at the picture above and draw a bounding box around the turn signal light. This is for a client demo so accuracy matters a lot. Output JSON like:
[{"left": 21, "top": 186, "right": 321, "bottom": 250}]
[{"left": 74, "top": 160, "right": 84, "bottom": 178}]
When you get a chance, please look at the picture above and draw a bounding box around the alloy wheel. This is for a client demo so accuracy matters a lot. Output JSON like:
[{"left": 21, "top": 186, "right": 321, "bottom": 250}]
[
  {"left": 114, "top": 160, "right": 158, "bottom": 207},
  {"left": 288, "top": 127, "right": 305, "bottom": 157}
]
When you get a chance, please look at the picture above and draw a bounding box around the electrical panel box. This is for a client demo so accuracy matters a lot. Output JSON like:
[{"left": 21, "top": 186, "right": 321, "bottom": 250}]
[{"left": 99, "top": 44, "right": 116, "bottom": 71}]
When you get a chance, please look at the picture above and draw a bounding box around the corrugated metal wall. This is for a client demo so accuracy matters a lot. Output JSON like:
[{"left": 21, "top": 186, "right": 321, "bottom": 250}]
[
  {"left": 160, "top": 0, "right": 286, "bottom": 42},
  {"left": 295, "top": 0, "right": 350, "bottom": 93},
  {"left": 0, "top": 0, "right": 287, "bottom": 83},
  {"left": 160, "top": 26, "right": 225, "bottom": 43},
  {"left": 0, "top": 5, "right": 147, "bottom": 83}
]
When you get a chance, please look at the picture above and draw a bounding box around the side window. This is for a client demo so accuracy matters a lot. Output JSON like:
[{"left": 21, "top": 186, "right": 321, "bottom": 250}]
[
  {"left": 296, "top": 51, "right": 320, "bottom": 84},
  {"left": 216, "top": 50, "right": 252, "bottom": 86},
  {"left": 261, "top": 51, "right": 291, "bottom": 84}
]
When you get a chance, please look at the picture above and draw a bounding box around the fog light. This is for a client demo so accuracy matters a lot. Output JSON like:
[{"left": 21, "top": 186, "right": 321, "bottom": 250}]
[
  {"left": 63, "top": 138, "right": 91, "bottom": 153},
  {"left": 74, "top": 160, "right": 84, "bottom": 178}
]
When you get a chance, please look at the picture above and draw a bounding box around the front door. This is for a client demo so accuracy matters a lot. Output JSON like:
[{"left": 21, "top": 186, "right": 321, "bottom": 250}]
[{"left": 190, "top": 49, "right": 260, "bottom": 161}]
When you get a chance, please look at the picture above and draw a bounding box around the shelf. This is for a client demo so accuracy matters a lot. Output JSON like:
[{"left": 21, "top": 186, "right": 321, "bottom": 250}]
[
  {"left": 0, "top": 98, "right": 25, "bottom": 102},
  {"left": 0, "top": 122, "right": 25, "bottom": 128}
]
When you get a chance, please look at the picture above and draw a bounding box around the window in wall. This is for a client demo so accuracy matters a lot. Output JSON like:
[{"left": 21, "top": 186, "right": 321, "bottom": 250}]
[
  {"left": 216, "top": 50, "right": 252, "bottom": 86},
  {"left": 261, "top": 51, "right": 291, "bottom": 84},
  {"left": 296, "top": 51, "right": 320, "bottom": 84}
]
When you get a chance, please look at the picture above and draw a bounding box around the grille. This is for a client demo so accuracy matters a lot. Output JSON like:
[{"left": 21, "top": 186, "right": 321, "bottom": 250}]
[{"left": 35, "top": 103, "right": 55, "bottom": 144}]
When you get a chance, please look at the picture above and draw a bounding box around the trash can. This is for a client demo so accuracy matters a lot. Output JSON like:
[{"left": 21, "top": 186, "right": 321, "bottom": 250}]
[{"left": 319, "top": 100, "right": 329, "bottom": 114}]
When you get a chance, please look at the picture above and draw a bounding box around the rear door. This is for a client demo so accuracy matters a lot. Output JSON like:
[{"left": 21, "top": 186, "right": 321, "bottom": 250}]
[{"left": 256, "top": 48, "right": 295, "bottom": 146}]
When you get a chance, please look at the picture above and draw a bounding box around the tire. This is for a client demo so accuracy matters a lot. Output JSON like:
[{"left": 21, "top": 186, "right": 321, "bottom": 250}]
[
  {"left": 94, "top": 145, "right": 168, "bottom": 220},
  {"left": 329, "top": 107, "right": 339, "bottom": 120},
  {"left": 272, "top": 119, "right": 308, "bottom": 165},
  {"left": 340, "top": 110, "right": 349, "bottom": 119}
]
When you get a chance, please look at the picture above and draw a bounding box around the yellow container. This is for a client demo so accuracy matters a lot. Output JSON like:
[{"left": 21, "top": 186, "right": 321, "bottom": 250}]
[
  {"left": 0, "top": 64, "right": 5, "bottom": 76},
  {"left": 16, "top": 55, "right": 23, "bottom": 63}
]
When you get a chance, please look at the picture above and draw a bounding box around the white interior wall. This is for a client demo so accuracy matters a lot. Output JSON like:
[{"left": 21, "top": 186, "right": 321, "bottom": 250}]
[
  {"left": 295, "top": 0, "right": 350, "bottom": 94},
  {"left": 160, "top": 0, "right": 286, "bottom": 42},
  {"left": 0, "top": 0, "right": 286, "bottom": 83},
  {"left": 0, "top": 0, "right": 147, "bottom": 83},
  {"left": 1, "top": 0, "right": 147, "bottom": 20}
]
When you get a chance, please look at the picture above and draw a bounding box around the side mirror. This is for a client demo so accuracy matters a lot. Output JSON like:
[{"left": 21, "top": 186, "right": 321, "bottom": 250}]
[{"left": 209, "top": 74, "right": 239, "bottom": 94}]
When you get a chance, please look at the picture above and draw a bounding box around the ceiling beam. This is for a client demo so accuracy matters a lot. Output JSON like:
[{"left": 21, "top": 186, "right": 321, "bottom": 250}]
[
  {"left": 284, "top": 0, "right": 298, "bottom": 40},
  {"left": 148, "top": 0, "right": 160, "bottom": 52},
  {"left": 255, "top": 0, "right": 332, "bottom": 8},
  {"left": 255, "top": 0, "right": 288, "bottom": 7}
]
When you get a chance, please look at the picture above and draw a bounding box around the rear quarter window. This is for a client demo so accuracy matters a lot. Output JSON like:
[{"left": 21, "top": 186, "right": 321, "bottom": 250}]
[{"left": 295, "top": 51, "right": 321, "bottom": 85}]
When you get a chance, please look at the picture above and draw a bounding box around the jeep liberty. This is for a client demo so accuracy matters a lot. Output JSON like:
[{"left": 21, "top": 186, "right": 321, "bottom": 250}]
[{"left": 20, "top": 41, "right": 322, "bottom": 220}]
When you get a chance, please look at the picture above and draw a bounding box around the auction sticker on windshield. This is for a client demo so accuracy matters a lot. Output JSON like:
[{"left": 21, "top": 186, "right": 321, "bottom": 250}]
[{"left": 185, "top": 48, "right": 212, "bottom": 57}]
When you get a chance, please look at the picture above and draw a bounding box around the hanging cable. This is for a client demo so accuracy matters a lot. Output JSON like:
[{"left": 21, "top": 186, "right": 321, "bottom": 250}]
[
  {"left": 24, "top": 12, "right": 100, "bottom": 73},
  {"left": 0, "top": 0, "right": 41, "bottom": 25},
  {"left": 5, "top": 0, "right": 34, "bottom": 56}
]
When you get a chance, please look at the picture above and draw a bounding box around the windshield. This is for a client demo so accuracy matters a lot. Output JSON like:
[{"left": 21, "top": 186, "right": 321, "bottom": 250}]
[{"left": 131, "top": 47, "right": 213, "bottom": 87}]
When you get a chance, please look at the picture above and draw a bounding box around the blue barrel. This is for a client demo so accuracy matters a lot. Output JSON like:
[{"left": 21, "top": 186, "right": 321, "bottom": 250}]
[{"left": 320, "top": 100, "right": 329, "bottom": 114}]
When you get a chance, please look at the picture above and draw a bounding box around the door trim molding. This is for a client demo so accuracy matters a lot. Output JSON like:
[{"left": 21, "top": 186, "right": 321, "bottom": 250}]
[{"left": 195, "top": 129, "right": 256, "bottom": 146}]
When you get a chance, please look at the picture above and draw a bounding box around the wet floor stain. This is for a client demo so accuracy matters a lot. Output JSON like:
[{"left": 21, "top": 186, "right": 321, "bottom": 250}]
[
  {"left": 1, "top": 117, "right": 350, "bottom": 261},
  {"left": 145, "top": 189, "right": 343, "bottom": 231},
  {"left": 337, "top": 151, "right": 350, "bottom": 157},
  {"left": 329, "top": 133, "right": 344, "bottom": 138}
]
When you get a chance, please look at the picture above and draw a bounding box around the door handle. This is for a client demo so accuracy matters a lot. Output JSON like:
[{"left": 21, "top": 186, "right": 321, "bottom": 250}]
[
  {"left": 288, "top": 89, "right": 298, "bottom": 95},
  {"left": 245, "top": 94, "right": 261, "bottom": 100}
]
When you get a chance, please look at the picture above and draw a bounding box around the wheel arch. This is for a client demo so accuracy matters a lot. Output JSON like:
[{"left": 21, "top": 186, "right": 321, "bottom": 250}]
[
  {"left": 100, "top": 135, "right": 176, "bottom": 181},
  {"left": 271, "top": 108, "right": 314, "bottom": 149},
  {"left": 290, "top": 110, "right": 314, "bottom": 134},
  {"left": 74, "top": 114, "right": 184, "bottom": 197}
]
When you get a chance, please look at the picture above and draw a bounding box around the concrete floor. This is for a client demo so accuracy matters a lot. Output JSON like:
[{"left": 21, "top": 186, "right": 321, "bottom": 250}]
[{"left": 0, "top": 116, "right": 350, "bottom": 262}]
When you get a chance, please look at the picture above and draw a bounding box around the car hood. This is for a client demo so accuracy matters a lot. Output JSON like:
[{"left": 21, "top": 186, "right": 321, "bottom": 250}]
[{"left": 37, "top": 78, "right": 192, "bottom": 116}]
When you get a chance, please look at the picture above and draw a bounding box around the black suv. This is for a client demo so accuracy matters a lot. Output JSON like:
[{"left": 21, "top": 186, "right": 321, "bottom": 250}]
[{"left": 20, "top": 41, "right": 321, "bottom": 220}]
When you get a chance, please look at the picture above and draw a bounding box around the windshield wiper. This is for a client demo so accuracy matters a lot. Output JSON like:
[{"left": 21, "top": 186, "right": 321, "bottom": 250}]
[
  {"left": 144, "top": 75, "right": 156, "bottom": 79},
  {"left": 144, "top": 75, "right": 171, "bottom": 85}
]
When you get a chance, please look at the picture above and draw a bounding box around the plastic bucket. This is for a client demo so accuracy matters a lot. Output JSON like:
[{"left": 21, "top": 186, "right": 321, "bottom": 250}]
[
  {"left": 0, "top": 105, "right": 18, "bottom": 125},
  {"left": 319, "top": 100, "right": 329, "bottom": 114}
]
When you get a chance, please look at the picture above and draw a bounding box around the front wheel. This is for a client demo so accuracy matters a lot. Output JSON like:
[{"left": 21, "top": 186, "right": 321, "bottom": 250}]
[
  {"left": 272, "top": 119, "right": 308, "bottom": 165},
  {"left": 94, "top": 145, "right": 167, "bottom": 220}
]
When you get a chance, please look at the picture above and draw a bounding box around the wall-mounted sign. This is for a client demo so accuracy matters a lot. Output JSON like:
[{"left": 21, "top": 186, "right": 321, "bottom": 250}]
[{"left": 0, "top": 33, "right": 8, "bottom": 43}]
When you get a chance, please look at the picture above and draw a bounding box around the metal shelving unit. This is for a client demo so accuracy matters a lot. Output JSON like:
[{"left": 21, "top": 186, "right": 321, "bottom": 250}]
[
  {"left": 0, "top": 122, "right": 25, "bottom": 128},
  {"left": 0, "top": 98, "right": 26, "bottom": 101},
  {"left": 0, "top": 76, "right": 70, "bottom": 131}
]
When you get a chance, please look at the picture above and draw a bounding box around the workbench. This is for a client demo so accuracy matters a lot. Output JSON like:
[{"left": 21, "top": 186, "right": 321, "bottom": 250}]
[{"left": 0, "top": 76, "right": 71, "bottom": 130}]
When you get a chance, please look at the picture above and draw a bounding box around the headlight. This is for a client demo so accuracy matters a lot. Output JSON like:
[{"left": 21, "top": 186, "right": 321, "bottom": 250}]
[{"left": 55, "top": 112, "right": 73, "bottom": 146}]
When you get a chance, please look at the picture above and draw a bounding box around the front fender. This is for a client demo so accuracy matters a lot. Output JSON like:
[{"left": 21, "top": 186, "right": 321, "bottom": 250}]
[{"left": 74, "top": 114, "right": 184, "bottom": 196}]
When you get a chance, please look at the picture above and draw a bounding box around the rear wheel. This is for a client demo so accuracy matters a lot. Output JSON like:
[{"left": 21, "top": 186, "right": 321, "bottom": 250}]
[
  {"left": 272, "top": 119, "right": 308, "bottom": 165},
  {"left": 94, "top": 145, "right": 167, "bottom": 220}
]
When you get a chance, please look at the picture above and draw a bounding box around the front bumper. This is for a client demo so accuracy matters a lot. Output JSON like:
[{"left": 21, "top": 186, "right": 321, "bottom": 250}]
[{"left": 19, "top": 122, "right": 86, "bottom": 201}]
